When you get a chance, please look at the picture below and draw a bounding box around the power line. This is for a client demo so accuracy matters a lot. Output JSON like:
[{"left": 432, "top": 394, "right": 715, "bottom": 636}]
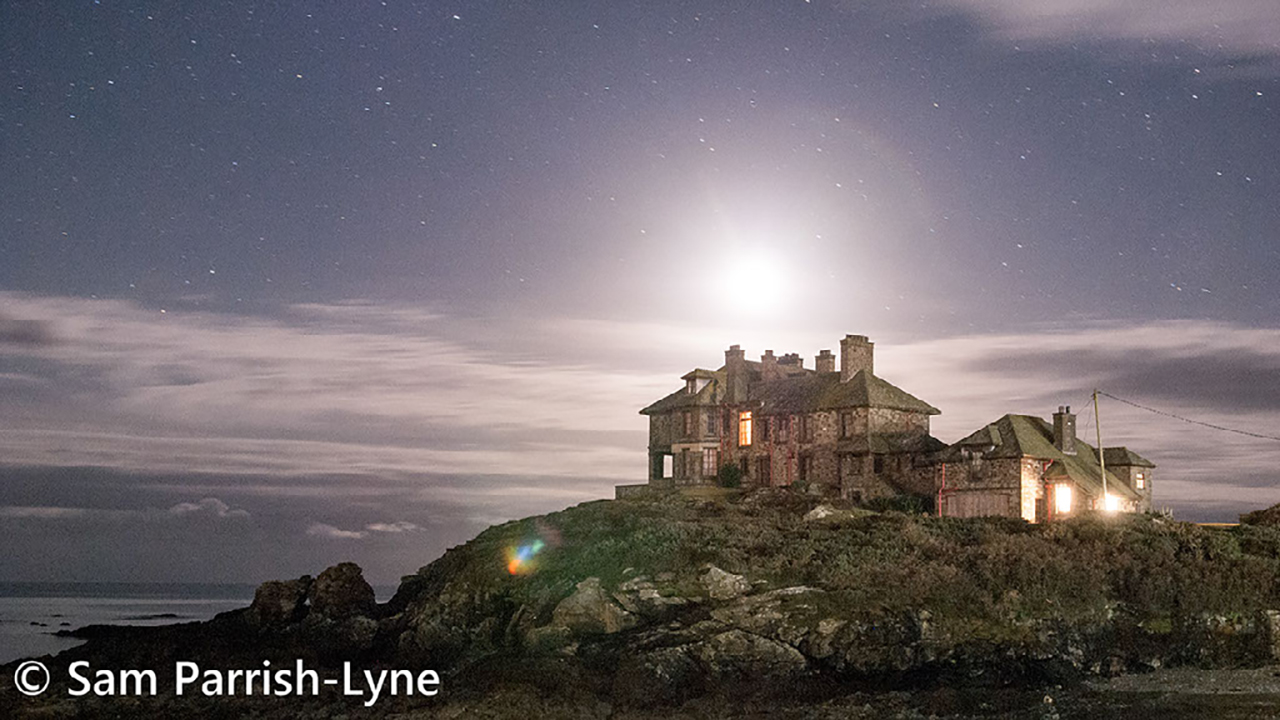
[{"left": 1098, "top": 390, "right": 1280, "bottom": 443}]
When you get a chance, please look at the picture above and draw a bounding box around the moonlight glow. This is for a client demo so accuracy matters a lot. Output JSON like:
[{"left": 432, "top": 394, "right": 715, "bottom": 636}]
[{"left": 716, "top": 250, "right": 791, "bottom": 318}]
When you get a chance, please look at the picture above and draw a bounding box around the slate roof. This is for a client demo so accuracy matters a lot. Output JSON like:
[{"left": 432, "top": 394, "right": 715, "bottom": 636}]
[
  {"left": 640, "top": 366, "right": 939, "bottom": 416},
  {"left": 1103, "top": 447, "right": 1156, "bottom": 468},
  {"left": 933, "top": 414, "right": 1141, "bottom": 501}
]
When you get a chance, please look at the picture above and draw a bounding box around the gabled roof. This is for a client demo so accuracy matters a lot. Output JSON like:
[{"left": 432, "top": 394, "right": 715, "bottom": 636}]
[
  {"left": 1103, "top": 447, "right": 1156, "bottom": 468},
  {"left": 933, "top": 414, "right": 1141, "bottom": 501},
  {"left": 750, "top": 370, "right": 940, "bottom": 415},
  {"left": 642, "top": 365, "right": 939, "bottom": 417}
]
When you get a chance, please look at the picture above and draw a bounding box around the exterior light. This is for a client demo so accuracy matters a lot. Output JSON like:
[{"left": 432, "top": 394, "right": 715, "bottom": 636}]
[
  {"left": 1104, "top": 494, "right": 1121, "bottom": 513},
  {"left": 1054, "top": 484, "right": 1072, "bottom": 514}
]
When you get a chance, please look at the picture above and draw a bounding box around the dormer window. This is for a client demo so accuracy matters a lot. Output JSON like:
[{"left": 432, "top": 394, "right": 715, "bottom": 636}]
[{"left": 686, "top": 378, "right": 697, "bottom": 394}]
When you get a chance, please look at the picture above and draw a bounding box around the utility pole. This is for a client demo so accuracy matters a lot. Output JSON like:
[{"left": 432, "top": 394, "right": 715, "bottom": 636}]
[{"left": 1094, "top": 389, "right": 1108, "bottom": 509}]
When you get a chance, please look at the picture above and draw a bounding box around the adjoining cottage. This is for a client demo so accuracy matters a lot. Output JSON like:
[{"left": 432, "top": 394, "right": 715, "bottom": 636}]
[
  {"left": 926, "top": 407, "right": 1154, "bottom": 522},
  {"left": 623, "top": 335, "right": 944, "bottom": 501}
]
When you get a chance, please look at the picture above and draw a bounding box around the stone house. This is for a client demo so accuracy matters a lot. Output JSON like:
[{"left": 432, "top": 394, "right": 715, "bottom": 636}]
[
  {"left": 626, "top": 335, "right": 944, "bottom": 500},
  {"left": 926, "top": 406, "right": 1154, "bottom": 522}
]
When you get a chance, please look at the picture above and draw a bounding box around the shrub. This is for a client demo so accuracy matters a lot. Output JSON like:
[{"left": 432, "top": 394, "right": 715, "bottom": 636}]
[{"left": 716, "top": 463, "right": 743, "bottom": 488}]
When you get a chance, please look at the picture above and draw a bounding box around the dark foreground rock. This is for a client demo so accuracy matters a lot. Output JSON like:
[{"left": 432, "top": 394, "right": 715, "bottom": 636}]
[{"left": 9, "top": 491, "right": 1280, "bottom": 718}]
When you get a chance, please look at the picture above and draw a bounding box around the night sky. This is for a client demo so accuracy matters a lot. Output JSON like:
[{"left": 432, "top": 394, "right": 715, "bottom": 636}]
[{"left": 2, "top": 2, "right": 1279, "bottom": 584}]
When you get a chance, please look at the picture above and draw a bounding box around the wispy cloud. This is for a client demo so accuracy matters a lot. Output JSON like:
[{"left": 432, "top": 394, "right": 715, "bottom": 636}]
[
  {"left": 306, "top": 522, "right": 369, "bottom": 540},
  {"left": 168, "top": 497, "right": 249, "bottom": 518},
  {"left": 865, "top": 0, "right": 1280, "bottom": 71}
]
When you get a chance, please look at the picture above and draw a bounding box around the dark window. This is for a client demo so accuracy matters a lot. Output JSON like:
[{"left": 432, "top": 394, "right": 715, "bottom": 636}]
[
  {"left": 723, "top": 411, "right": 731, "bottom": 433},
  {"left": 873, "top": 455, "right": 885, "bottom": 474},
  {"left": 702, "top": 448, "right": 718, "bottom": 477},
  {"left": 800, "top": 415, "right": 814, "bottom": 442},
  {"left": 799, "top": 455, "right": 813, "bottom": 483},
  {"left": 760, "top": 417, "right": 770, "bottom": 442},
  {"left": 740, "top": 457, "right": 750, "bottom": 477},
  {"left": 683, "top": 411, "right": 693, "bottom": 437},
  {"left": 758, "top": 457, "right": 772, "bottom": 485},
  {"left": 840, "top": 412, "right": 854, "bottom": 439},
  {"left": 705, "top": 412, "right": 717, "bottom": 436},
  {"left": 777, "top": 416, "right": 790, "bottom": 443}
]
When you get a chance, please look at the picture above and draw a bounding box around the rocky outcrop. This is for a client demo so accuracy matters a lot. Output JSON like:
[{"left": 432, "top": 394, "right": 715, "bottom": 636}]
[
  {"left": 551, "top": 577, "right": 637, "bottom": 635},
  {"left": 246, "top": 575, "right": 311, "bottom": 629},
  {"left": 308, "top": 561, "right": 376, "bottom": 620},
  {"left": 701, "top": 565, "right": 749, "bottom": 600}
]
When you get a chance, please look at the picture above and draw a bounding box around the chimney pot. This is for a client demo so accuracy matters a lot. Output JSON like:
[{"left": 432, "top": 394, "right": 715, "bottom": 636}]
[{"left": 1052, "top": 406, "right": 1077, "bottom": 455}]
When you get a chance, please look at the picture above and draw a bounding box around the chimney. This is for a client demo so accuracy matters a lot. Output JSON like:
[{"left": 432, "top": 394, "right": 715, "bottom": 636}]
[
  {"left": 724, "top": 344, "right": 747, "bottom": 403},
  {"left": 761, "top": 350, "right": 780, "bottom": 381},
  {"left": 839, "top": 334, "right": 874, "bottom": 382},
  {"left": 779, "top": 352, "right": 803, "bottom": 369},
  {"left": 1053, "top": 405, "right": 1077, "bottom": 455},
  {"left": 815, "top": 349, "right": 836, "bottom": 373}
]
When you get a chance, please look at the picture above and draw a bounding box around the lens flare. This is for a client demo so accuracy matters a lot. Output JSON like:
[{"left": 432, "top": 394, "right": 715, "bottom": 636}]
[{"left": 506, "top": 538, "right": 546, "bottom": 575}]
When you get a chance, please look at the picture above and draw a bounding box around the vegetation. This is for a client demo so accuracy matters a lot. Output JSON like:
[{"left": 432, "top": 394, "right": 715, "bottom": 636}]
[{"left": 716, "top": 463, "right": 743, "bottom": 488}]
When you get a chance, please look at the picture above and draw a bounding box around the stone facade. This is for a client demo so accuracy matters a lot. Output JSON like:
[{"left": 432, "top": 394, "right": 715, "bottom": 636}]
[{"left": 634, "top": 335, "right": 943, "bottom": 499}]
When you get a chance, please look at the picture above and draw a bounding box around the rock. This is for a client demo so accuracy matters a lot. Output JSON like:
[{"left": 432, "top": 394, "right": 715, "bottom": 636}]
[
  {"left": 551, "top": 577, "right": 637, "bottom": 635},
  {"left": 247, "top": 575, "right": 312, "bottom": 629},
  {"left": 613, "top": 576, "right": 689, "bottom": 619},
  {"left": 701, "top": 565, "right": 750, "bottom": 600},
  {"left": 696, "top": 629, "right": 808, "bottom": 679},
  {"left": 309, "top": 562, "right": 376, "bottom": 620},
  {"left": 804, "top": 504, "right": 836, "bottom": 521}
]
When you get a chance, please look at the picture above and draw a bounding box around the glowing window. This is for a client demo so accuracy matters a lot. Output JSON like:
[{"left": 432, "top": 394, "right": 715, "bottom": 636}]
[
  {"left": 1054, "top": 484, "right": 1073, "bottom": 514},
  {"left": 1104, "top": 494, "right": 1122, "bottom": 513},
  {"left": 739, "top": 411, "right": 753, "bottom": 446},
  {"left": 1136, "top": 472, "right": 1145, "bottom": 490}
]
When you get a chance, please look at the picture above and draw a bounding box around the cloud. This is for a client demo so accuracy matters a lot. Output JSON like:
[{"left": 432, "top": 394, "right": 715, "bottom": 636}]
[
  {"left": 365, "top": 521, "right": 419, "bottom": 533},
  {"left": 168, "top": 497, "right": 250, "bottom": 518},
  {"left": 306, "top": 523, "right": 368, "bottom": 540},
  {"left": 854, "top": 0, "right": 1280, "bottom": 71},
  {"left": 0, "top": 506, "right": 91, "bottom": 519},
  {"left": 0, "top": 315, "right": 56, "bottom": 347}
]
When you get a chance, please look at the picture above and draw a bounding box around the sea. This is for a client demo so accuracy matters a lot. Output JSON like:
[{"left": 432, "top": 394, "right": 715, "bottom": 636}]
[{"left": 0, "top": 582, "right": 396, "bottom": 665}]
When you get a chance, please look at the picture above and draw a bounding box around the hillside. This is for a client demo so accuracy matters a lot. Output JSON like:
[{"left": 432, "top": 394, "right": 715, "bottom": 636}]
[{"left": 8, "top": 490, "right": 1280, "bottom": 718}]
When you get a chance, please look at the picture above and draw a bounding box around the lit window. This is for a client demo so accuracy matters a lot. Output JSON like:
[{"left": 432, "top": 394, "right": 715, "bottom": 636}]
[
  {"left": 702, "top": 448, "right": 718, "bottom": 477},
  {"left": 1136, "top": 472, "right": 1145, "bottom": 490},
  {"left": 1054, "top": 484, "right": 1073, "bottom": 514},
  {"left": 1104, "top": 494, "right": 1121, "bottom": 513},
  {"left": 739, "top": 411, "right": 753, "bottom": 446}
]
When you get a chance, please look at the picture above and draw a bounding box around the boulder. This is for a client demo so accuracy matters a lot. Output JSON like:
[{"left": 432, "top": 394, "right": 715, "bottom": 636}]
[
  {"left": 551, "top": 577, "right": 637, "bottom": 635},
  {"left": 246, "top": 575, "right": 311, "bottom": 629},
  {"left": 613, "top": 575, "right": 689, "bottom": 619},
  {"left": 701, "top": 565, "right": 749, "bottom": 600},
  {"left": 309, "top": 562, "right": 376, "bottom": 620}
]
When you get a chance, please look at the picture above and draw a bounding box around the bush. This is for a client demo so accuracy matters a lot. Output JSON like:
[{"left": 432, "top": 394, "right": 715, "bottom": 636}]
[
  {"left": 716, "top": 464, "right": 743, "bottom": 488},
  {"left": 864, "top": 493, "right": 934, "bottom": 515}
]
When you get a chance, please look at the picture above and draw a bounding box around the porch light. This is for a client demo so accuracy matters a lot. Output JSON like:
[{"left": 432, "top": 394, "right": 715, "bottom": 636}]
[{"left": 1054, "top": 484, "right": 1072, "bottom": 514}]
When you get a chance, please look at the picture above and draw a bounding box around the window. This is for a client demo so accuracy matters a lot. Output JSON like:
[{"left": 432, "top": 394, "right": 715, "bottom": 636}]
[
  {"left": 760, "top": 417, "right": 770, "bottom": 442},
  {"left": 739, "top": 411, "right": 753, "bottom": 446},
  {"left": 662, "top": 454, "right": 674, "bottom": 478},
  {"left": 683, "top": 411, "right": 693, "bottom": 437},
  {"left": 757, "top": 457, "right": 771, "bottom": 485},
  {"left": 800, "top": 415, "right": 814, "bottom": 442},
  {"left": 873, "top": 455, "right": 884, "bottom": 474},
  {"left": 702, "top": 448, "right": 718, "bottom": 477},
  {"left": 705, "top": 412, "right": 717, "bottom": 436},
  {"left": 841, "top": 412, "right": 854, "bottom": 439},
  {"left": 777, "top": 416, "right": 790, "bottom": 443},
  {"left": 1135, "top": 472, "right": 1146, "bottom": 490},
  {"left": 1054, "top": 484, "right": 1073, "bottom": 514},
  {"left": 799, "top": 455, "right": 813, "bottom": 483},
  {"left": 723, "top": 411, "right": 731, "bottom": 433},
  {"left": 686, "top": 378, "right": 697, "bottom": 394}
]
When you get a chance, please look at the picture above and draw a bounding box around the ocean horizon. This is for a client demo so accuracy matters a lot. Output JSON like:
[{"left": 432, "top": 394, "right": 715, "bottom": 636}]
[{"left": 0, "top": 581, "right": 396, "bottom": 665}]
